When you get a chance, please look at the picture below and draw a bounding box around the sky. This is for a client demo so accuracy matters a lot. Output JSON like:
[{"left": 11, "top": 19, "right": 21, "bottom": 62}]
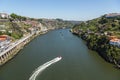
[{"left": 0, "top": 0, "right": 120, "bottom": 21}]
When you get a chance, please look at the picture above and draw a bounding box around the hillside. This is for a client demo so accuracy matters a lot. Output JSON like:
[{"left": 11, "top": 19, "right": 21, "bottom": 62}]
[
  {"left": 0, "top": 13, "right": 37, "bottom": 39},
  {"left": 38, "top": 18, "right": 75, "bottom": 29},
  {"left": 0, "top": 19, "right": 32, "bottom": 40},
  {"left": 0, "top": 13, "right": 77, "bottom": 40},
  {"left": 72, "top": 13, "right": 120, "bottom": 68}
]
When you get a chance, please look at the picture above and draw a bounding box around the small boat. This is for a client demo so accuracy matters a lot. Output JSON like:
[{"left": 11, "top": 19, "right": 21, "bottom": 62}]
[{"left": 58, "top": 56, "right": 62, "bottom": 58}]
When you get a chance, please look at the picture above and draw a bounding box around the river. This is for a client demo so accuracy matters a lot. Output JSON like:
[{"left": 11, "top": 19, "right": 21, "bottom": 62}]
[{"left": 0, "top": 29, "right": 120, "bottom": 80}]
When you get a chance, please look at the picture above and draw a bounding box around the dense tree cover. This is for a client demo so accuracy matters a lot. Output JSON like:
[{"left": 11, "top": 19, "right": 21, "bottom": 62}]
[
  {"left": 10, "top": 13, "right": 27, "bottom": 21},
  {"left": 73, "top": 15, "right": 120, "bottom": 34},
  {"left": 72, "top": 14, "right": 120, "bottom": 67}
]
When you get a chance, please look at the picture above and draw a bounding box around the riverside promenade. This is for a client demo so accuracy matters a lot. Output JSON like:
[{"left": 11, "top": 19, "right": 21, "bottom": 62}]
[
  {"left": 0, "top": 33, "right": 34, "bottom": 66},
  {"left": 0, "top": 24, "right": 50, "bottom": 66}
]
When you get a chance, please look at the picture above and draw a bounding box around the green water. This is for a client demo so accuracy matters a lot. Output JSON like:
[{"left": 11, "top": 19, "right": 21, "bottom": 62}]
[{"left": 0, "top": 29, "right": 120, "bottom": 80}]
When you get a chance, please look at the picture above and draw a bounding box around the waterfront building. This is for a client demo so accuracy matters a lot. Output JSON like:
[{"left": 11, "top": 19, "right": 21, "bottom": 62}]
[
  {"left": 0, "top": 13, "right": 10, "bottom": 19},
  {"left": 109, "top": 38, "right": 120, "bottom": 48},
  {"left": 0, "top": 35, "right": 11, "bottom": 53}
]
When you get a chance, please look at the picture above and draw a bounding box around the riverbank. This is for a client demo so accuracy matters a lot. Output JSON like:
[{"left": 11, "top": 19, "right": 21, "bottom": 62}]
[
  {"left": 71, "top": 29, "right": 120, "bottom": 69},
  {"left": 71, "top": 14, "right": 120, "bottom": 69},
  {"left": 0, "top": 30, "right": 48, "bottom": 66}
]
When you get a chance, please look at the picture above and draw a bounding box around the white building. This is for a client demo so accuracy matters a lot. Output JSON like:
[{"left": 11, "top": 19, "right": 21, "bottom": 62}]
[
  {"left": 0, "top": 13, "right": 10, "bottom": 19},
  {"left": 40, "top": 26, "right": 48, "bottom": 32}
]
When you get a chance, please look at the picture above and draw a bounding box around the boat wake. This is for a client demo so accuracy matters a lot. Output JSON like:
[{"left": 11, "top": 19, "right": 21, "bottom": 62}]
[{"left": 29, "top": 57, "right": 62, "bottom": 80}]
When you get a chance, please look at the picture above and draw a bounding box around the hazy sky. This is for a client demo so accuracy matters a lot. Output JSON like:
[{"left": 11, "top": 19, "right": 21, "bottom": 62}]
[{"left": 0, "top": 0, "right": 120, "bottom": 20}]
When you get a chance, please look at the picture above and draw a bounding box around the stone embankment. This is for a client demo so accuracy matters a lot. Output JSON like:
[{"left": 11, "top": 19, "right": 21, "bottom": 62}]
[{"left": 0, "top": 30, "right": 48, "bottom": 66}]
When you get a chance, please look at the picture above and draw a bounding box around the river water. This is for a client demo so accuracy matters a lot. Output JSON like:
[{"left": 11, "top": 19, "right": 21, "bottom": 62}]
[{"left": 0, "top": 29, "right": 120, "bottom": 80}]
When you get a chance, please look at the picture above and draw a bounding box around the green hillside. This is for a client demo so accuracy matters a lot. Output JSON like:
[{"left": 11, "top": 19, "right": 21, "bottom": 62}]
[{"left": 72, "top": 14, "right": 120, "bottom": 68}]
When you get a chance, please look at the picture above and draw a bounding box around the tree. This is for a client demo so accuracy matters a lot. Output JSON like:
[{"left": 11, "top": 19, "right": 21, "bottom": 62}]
[
  {"left": 10, "top": 13, "right": 18, "bottom": 19},
  {"left": 10, "top": 13, "right": 27, "bottom": 21}
]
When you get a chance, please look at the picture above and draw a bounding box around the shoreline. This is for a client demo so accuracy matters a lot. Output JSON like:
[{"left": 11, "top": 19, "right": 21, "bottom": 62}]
[
  {"left": 0, "top": 30, "right": 48, "bottom": 66},
  {"left": 71, "top": 30, "right": 120, "bottom": 69}
]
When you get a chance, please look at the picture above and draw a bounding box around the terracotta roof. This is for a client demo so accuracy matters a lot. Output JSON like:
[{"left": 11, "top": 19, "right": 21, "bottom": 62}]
[
  {"left": 110, "top": 39, "right": 120, "bottom": 42},
  {"left": 0, "top": 38, "right": 6, "bottom": 41},
  {"left": 0, "top": 35, "right": 8, "bottom": 38}
]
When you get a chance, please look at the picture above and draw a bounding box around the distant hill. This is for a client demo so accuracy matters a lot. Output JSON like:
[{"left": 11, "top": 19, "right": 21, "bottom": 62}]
[
  {"left": 67, "top": 20, "right": 82, "bottom": 25},
  {"left": 38, "top": 18, "right": 80, "bottom": 29}
]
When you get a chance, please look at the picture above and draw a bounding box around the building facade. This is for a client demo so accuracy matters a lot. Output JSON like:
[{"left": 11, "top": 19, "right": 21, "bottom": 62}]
[{"left": 0, "top": 13, "right": 10, "bottom": 19}]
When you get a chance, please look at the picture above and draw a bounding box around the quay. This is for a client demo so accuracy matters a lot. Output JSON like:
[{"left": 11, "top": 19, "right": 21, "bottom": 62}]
[
  {"left": 0, "top": 30, "right": 48, "bottom": 66},
  {"left": 0, "top": 33, "right": 33, "bottom": 65}
]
